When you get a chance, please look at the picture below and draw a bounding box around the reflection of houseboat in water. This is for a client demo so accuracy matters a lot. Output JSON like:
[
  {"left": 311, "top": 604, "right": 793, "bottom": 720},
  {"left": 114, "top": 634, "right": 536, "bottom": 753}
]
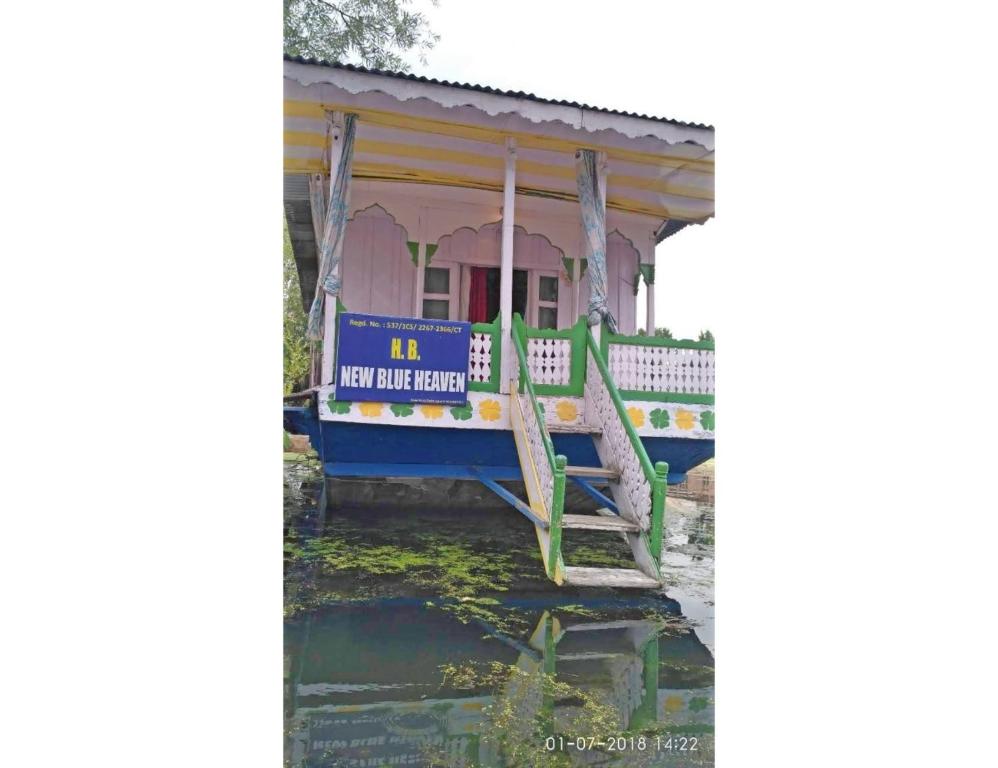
[
  {"left": 285, "top": 604, "right": 714, "bottom": 767},
  {"left": 284, "top": 57, "right": 715, "bottom": 588}
]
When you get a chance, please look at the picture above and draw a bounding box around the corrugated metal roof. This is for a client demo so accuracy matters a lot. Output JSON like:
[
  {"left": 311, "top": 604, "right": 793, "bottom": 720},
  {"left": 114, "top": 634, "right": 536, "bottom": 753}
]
[{"left": 285, "top": 55, "right": 714, "bottom": 132}]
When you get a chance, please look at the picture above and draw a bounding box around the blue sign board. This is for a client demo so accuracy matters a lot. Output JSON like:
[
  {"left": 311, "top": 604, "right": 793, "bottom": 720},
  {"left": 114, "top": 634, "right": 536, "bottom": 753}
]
[{"left": 334, "top": 312, "right": 472, "bottom": 405}]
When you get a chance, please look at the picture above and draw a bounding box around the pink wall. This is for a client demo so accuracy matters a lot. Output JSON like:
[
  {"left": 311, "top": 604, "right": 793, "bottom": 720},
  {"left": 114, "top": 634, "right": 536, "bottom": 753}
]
[{"left": 341, "top": 205, "right": 415, "bottom": 316}]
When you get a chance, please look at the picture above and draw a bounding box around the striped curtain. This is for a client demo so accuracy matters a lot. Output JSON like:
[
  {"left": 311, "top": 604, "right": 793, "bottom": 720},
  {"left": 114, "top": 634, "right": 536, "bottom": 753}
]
[
  {"left": 306, "top": 113, "right": 358, "bottom": 341},
  {"left": 575, "top": 149, "right": 617, "bottom": 333}
]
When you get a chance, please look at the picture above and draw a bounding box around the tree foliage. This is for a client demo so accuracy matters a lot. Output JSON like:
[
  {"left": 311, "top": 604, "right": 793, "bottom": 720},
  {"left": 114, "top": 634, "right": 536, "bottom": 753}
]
[
  {"left": 284, "top": 0, "right": 439, "bottom": 69},
  {"left": 284, "top": 219, "right": 311, "bottom": 395},
  {"left": 698, "top": 329, "right": 715, "bottom": 342},
  {"left": 637, "top": 326, "right": 674, "bottom": 339}
]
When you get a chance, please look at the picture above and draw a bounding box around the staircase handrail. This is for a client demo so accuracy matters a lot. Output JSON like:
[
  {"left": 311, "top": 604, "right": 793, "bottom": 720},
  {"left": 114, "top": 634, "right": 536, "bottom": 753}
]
[
  {"left": 511, "top": 313, "right": 567, "bottom": 578},
  {"left": 585, "top": 328, "right": 669, "bottom": 561}
]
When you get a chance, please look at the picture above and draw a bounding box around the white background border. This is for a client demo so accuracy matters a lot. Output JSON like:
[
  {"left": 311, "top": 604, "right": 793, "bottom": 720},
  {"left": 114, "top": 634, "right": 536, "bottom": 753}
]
[{"left": 3, "top": 2, "right": 997, "bottom": 767}]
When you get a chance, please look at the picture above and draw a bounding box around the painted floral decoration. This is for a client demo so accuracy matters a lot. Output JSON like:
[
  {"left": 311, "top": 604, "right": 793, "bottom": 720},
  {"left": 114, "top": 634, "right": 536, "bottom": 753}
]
[
  {"left": 649, "top": 408, "right": 670, "bottom": 429},
  {"left": 675, "top": 408, "right": 696, "bottom": 430},
  {"left": 555, "top": 400, "right": 578, "bottom": 422},
  {"left": 420, "top": 404, "right": 444, "bottom": 419},
  {"left": 478, "top": 399, "right": 501, "bottom": 421},
  {"left": 450, "top": 404, "right": 473, "bottom": 421},
  {"left": 626, "top": 407, "right": 645, "bottom": 428},
  {"left": 700, "top": 411, "right": 715, "bottom": 431},
  {"left": 390, "top": 403, "right": 414, "bottom": 417},
  {"left": 359, "top": 402, "right": 384, "bottom": 418},
  {"left": 327, "top": 397, "right": 352, "bottom": 415}
]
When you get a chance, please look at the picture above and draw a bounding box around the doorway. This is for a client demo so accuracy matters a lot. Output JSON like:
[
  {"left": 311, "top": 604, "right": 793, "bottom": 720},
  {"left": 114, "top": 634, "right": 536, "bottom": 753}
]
[{"left": 469, "top": 267, "right": 527, "bottom": 324}]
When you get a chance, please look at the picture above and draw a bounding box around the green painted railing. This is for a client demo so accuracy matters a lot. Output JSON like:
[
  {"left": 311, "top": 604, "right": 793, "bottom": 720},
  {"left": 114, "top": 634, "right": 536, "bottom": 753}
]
[
  {"left": 468, "top": 313, "right": 502, "bottom": 393},
  {"left": 512, "top": 313, "right": 567, "bottom": 578},
  {"left": 601, "top": 331, "right": 715, "bottom": 405},
  {"left": 586, "top": 328, "right": 669, "bottom": 562},
  {"left": 522, "top": 316, "right": 588, "bottom": 397}
]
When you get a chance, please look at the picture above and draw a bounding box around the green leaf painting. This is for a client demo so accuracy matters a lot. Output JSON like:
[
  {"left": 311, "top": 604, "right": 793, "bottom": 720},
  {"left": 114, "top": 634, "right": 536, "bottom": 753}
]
[
  {"left": 390, "top": 403, "right": 414, "bottom": 417},
  {"left": 689, "top": 696, "right": 709, "bottom": 713},
  {"left": 649, "top": 408, "right": 670, "bottom": 429},
  {"left": 328, "top": 397, "right": 352, "bottom": 414},
  {"left": 700, "top": 411, "right": 715, "bottom": 431},
  {"left": 450, "top": 404, "right": 473, "bottom": 421}
]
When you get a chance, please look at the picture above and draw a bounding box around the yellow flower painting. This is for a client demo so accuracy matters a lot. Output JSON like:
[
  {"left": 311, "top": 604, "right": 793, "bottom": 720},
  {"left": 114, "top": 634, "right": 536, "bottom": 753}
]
[
  {"left": 675, "top": 408, "right": 696, "bottom": 430},
  {"left": 478, "top": 399, "right": 502, "bottom": 421},
  {"left": 359, "top": 402, "right": 384, "bottom": 418},
  {"left": 555, "top": 400, "right": 578, "bottom": 422},
  {"left": 420, "top": 404, "right": 444, "bottom": 419},
  {"left": 626, "top": 407, "right": 645, "bottom": 428}
]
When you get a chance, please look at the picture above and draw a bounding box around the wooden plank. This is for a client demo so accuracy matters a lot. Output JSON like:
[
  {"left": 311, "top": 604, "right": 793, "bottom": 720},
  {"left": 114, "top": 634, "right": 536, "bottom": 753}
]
[
  {"left": 561, "top": 514, "right": 638, "bottom": 532},
  {"left": 562, "top": 567, "right": 660, "bottom": 589},
  {"left": 564, "top": 465, "right": 619, "bottom": 480},
  {"left": 547, "top": 423, "right": 602, "bottom": 435}
]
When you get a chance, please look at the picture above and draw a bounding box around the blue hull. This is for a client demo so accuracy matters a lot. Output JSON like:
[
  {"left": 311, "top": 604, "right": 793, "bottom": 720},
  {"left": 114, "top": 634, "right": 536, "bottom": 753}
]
[{"left": 285, "top": 406, "right": 713, "bottom": 484}]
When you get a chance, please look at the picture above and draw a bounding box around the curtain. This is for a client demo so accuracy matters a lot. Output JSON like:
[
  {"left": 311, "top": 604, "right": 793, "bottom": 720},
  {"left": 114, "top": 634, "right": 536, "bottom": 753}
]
[
  {"left": 468, "top": 267, "right": 489, "bottom": 323},
  {"left": 575, "top": 149, "right": 618, "bottom": 333},
  {"left": 306, "top": 113, "right": 358, "bottom": 341}
]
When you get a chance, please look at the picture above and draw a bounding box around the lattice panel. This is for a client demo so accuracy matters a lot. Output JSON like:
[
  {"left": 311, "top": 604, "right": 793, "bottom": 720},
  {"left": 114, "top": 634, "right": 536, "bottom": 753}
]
[
  {"left": 526, "top": 337, "right": 572, "bottom": 386},
  {"left": 467, "top": 331, "right": 493, "bottom": 382},
  {"left": 521, "top": 389, "right": 554, "bottom": 509},
  {"left": 608, "top": 344, "right": 715, "bottom": 395},
  {"left": 586, "top": 347, "right": 652, "bottom": 531}
]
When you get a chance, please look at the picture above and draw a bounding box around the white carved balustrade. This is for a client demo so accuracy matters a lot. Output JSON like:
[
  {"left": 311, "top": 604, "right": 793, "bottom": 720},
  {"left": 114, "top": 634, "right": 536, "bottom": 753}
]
[
  {"left": 607, "top": 342, "right": 714, "bottom": 396},
  {"left": 585, "top": 345, "right": 653, "bottom": 531},
  {"left": 467, "top": 331, "right": 493, "bottom": 383},
  {"left": 526, "top": 337, "right": 572, "bottom": 386}
]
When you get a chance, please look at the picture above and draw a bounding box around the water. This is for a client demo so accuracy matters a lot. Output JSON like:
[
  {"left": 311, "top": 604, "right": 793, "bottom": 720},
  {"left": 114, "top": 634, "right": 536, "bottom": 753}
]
[{"left": 284, "top": 458, "right": 715, "bottom": 767}]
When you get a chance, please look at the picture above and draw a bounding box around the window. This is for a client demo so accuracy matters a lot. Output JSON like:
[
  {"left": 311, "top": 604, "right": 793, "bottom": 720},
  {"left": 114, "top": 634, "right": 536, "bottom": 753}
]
[
  {"left": 534, "top": 273, "right": 559, "bottom": 329},
  {"left": 422, "top": 264, "right": 457, "bottom": 320}
]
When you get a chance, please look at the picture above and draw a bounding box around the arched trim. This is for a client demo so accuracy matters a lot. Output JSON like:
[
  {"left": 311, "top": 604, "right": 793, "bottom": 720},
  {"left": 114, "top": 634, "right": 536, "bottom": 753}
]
[{"left": 347, "top": 202, "right": 412, "bottom": 242}]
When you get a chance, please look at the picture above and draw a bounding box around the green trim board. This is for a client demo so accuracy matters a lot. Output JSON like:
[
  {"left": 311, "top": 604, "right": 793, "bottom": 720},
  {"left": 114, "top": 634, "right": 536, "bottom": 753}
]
[
  {"left": 406, "top": 240, "right": 419, "bottom": 265},
  {"left": 602, "top": 332, "right": 714, "bottom": 353},
  {"left": 619, "top": 390, "right": 715, "bottom": 405},
  {"left": 638, "top": 263, "right": 655, "bottom": 285}
]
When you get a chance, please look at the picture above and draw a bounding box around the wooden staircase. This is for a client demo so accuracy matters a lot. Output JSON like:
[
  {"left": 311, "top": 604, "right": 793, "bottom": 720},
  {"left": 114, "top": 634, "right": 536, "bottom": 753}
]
[{"left": 502, "top": 314, "right": 669, "bottom": 590}]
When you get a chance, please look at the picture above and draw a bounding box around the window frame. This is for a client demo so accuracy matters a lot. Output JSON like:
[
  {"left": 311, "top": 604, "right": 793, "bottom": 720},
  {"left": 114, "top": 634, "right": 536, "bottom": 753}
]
[
  {"left": 421, "top": 261, "right": 459, "bottom": 321},
  {"left": 530, "top": 269, "right": 561, "bottom": 329}
]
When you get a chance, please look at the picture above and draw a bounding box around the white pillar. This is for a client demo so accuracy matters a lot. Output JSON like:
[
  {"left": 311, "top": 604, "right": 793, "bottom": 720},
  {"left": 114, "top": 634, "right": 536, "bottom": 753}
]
[
  {"left": 499, "top": 137, "right": 516, "bottom": 394},
  {"left": 321, "top": 111, "right": 345, "bottom": 386}
]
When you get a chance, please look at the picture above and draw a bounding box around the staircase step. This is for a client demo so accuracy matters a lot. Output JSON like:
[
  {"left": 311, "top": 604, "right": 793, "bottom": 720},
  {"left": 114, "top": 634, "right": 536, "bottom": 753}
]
[
  {"left": 564, "top": 465, "right": 619, "bottom": 480},
  {"left": 561, "top": 513, "right": 639, "bottom": 532},
  {"left": 562, "top": 567, "right": 661, "bottom": 589},
  {"left": 548, "top": 423, "right": 602, "bottom": 435}
]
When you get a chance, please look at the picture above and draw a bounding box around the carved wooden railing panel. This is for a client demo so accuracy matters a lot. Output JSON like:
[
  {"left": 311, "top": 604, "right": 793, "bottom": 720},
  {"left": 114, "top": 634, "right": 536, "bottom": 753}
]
[
  {"left": 603, "top": 333, "right": 715, "bottom": 405},
  {"left": 585, "top": 330, "right": 668, "bottom": 559}
]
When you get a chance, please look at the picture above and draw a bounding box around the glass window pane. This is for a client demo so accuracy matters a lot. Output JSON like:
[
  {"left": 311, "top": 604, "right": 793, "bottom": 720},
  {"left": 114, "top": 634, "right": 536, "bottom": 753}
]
[
  {"left": 538, "top": 306, "right": 558, "bottom": 329},
  {"left": 424, "top": 266, "right": 450, "bottom": 295},
  {"left": 539, "top": 275, "right": 559, "bottom": 302},
  {"left": 422, "top": 298, "right": 450, "bottom": 320}
]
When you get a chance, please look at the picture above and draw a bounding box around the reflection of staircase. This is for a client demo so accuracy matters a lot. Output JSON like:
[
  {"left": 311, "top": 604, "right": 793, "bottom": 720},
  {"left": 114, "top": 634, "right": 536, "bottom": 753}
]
[
  {"left": 494, "top": 612, "right": 661, "bottom": 737},
  {"left": 501, "top": 315, "right": 668, "bottom": 589}
]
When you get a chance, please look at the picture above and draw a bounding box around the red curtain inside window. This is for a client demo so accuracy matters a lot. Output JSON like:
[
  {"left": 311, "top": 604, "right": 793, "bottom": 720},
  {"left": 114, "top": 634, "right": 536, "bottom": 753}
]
[{"left": 468, "top": 267, "right": 489, "bottom": 323}]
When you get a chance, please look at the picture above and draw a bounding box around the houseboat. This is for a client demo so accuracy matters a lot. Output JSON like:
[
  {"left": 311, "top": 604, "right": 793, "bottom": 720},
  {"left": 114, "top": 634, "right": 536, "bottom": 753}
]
[{"left": 283, "top": 56, "right": 715, "bottom": 589}]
